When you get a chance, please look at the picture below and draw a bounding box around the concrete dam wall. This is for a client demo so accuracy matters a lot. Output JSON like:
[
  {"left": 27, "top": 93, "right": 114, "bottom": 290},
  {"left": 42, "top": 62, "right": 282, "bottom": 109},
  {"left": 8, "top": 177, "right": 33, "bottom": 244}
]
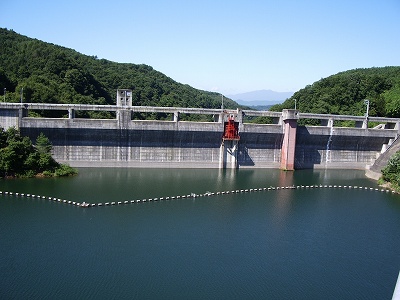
[
  {"left": 22, "top": 119, "right": 228, "bottom": 168},
  {"left": 295, "top": 126, "right": 395, "bottom": 169},
  {"left": 0, "top": 103, "right": 398, "bottom": 170},
  {"left": 20, "top": 118, "right": 284, "bottom": 168}
]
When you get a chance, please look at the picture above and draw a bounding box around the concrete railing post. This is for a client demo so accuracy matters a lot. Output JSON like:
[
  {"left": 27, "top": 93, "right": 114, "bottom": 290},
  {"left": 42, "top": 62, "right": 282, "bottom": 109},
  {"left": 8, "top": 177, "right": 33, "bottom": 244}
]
[
  {"left": 236, "top": 109, "right": 243, "bottom": 124},
  {"left": 174, "top": 111, "right": 180, "bottom": 122},
  {"left": 18, "top": 107, "right": 28, "bottom": 129},
  {"left": 362, "top": 118, "right": 368, "bottom": 129},
  {"left": 321, "top": 118, "right": 334, "bottom": 127},
  {"left": 277, "top": 115, "right": 283, "bottom": 125},
  {"left": 218, "top": 112, "right": 224, "bottom": 123},
  {"left": 68, "top": 108, "right": 75, "bottom": 119},
  {"left": 280, "top": 109, "right": 299, "bottom": 171},
  {"left": 117, "top": 108, "right": 131, "bottom": 129}
]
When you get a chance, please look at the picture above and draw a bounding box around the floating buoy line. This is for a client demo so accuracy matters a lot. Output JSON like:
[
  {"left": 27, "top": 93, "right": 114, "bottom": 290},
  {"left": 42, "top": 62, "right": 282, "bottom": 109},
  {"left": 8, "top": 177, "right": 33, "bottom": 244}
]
[{"left": 0, "top": 184, "right": 397, "bottom": 208}]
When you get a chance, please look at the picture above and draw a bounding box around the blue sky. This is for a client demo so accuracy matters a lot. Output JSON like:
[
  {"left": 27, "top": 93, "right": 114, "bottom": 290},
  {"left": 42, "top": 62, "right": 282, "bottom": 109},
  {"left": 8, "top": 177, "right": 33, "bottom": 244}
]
[{"left": 1, "top": 0, "right": 399, "bottom": 95}]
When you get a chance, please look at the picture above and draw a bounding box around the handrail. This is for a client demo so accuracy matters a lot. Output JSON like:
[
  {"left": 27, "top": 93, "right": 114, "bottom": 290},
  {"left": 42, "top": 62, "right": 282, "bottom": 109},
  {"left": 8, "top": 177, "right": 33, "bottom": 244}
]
[{"left": 1, "top": 102, "right": 399, "bottom": 124}]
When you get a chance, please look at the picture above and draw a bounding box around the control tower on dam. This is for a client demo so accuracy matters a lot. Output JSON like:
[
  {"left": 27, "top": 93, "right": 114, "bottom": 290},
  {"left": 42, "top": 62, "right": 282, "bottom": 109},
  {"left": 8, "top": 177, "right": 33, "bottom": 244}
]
[{"left": 0, "top": 94, "right": 398, "bottom": 170}]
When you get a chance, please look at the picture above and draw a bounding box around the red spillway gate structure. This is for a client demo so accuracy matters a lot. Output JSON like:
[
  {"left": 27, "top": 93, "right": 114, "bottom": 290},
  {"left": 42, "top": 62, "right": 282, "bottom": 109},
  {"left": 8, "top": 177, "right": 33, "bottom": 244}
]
[{"left": 222, "top": 115, "right": 240, "bottom": 141}]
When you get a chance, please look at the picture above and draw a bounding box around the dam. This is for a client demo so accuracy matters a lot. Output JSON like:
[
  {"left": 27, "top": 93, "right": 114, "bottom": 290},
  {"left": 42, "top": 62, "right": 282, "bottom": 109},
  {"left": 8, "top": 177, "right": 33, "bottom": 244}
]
[{"left": 0, "top": 92, "right": 398, "bottom": 171}]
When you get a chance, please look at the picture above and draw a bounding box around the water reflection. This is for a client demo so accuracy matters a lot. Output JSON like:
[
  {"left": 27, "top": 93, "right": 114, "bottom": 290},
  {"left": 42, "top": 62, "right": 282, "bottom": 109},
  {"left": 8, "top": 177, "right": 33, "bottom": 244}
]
[
  {"left": 278, "top": 170, "right": 294, "bottom": 187},
  {"left": 0, "top": 168, "right": 377, "bottom": 204},
  {"left": 216, "top": 168, "right": 237, "bottom": 188},
  {"left": 270, "top": 171, "right": 295, "bottom": 231}
]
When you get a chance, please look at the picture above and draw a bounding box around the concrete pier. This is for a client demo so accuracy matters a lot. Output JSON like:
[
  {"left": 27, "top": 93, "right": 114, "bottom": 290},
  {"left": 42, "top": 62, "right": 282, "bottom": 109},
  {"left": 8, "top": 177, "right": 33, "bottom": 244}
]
[
  {"left": 280, "top": 110, "right": 298, "bottom": 170},
  {"left": 219, "top": 139, "right": 239, "bottom": 169}
]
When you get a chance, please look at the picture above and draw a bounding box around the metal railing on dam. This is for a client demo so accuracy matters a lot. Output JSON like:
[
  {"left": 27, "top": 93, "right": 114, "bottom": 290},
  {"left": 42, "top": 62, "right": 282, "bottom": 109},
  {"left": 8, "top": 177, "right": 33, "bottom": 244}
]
[
  {"left": 1, "top": 102, "right": 400, "bottom": 126},
  {"left": 0, "top": 102, "right": 399, "bottom": 170}
]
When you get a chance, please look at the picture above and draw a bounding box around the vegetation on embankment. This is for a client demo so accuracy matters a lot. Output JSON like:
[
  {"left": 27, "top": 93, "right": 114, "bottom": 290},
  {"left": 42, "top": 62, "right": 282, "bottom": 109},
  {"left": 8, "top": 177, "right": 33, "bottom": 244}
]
[
  {"left": 0, "top": 28, "right": 241, "bottom": 121},
  {"left": 0, "top": 128, "right": 77, "bottom": 178},
  {"left": 379, "top": 150, "right": 400, "bottom": 192}
]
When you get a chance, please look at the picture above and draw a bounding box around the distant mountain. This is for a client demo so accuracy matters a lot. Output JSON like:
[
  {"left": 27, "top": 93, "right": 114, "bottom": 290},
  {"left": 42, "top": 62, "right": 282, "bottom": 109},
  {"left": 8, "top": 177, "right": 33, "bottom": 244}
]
[{"left": 227, "top": 90, "right": 294, "bottom": 106}]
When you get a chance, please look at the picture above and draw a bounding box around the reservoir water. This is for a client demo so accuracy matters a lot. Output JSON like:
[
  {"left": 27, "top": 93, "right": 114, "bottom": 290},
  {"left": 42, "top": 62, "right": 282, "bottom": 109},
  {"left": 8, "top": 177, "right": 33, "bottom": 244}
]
[{"left": 0, "top": 168, "right": 399, "bottom": 299}]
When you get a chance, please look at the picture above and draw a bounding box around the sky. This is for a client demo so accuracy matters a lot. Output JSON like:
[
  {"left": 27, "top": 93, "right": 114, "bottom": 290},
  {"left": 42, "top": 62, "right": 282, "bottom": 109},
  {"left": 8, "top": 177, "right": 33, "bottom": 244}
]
[{"left": 1, "top": 0, "right": 400, "bottom": 95}]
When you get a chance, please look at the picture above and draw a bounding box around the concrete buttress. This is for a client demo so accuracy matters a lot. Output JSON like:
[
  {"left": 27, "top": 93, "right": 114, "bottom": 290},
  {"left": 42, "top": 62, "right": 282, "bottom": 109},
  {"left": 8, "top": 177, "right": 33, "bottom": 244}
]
[{"left": 280, "top": 109, "right": 298, "bottom": 170}]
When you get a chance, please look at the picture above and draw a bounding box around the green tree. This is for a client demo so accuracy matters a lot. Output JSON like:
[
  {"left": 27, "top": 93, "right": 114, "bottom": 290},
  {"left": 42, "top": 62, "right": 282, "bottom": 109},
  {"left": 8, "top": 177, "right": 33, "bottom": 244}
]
[
  {"left": 36, "top": 132, "right": 52, "bottom": 154},
  {"left": 0, "top": 128, "right": 33, "bottom": 175},
  {"left": 0, "top": 127, "right": 76, "bottom": 178},
  {"left": 381, "top": 151, "right": 400, "bottom": 188},
  {"left": 384, "top": 84, "right": 400, "bottom": 117}
]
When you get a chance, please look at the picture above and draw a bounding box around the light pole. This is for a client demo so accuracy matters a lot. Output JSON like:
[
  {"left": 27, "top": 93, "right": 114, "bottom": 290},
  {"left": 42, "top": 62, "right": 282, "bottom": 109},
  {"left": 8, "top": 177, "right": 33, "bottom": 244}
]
[
  {"left": 20, "top": 87, "right": 23, "bottom": 103},
  {"left": 221, "top": 94, "right": 224, "bottom": 110},
  {"left": 294, "top": 98, "right": 297, "bottom": 110},
  {"left": 364, "top": 99, "right": 370, "bottom": 118},
  {"left": 3, "top": 88, "right": 5, "bottom": 102}
]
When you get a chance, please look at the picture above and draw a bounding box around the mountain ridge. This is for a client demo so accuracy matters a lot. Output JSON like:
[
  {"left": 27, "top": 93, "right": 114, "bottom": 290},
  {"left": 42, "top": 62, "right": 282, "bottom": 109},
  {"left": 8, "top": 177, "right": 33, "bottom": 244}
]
[
  {"left": 0, "top": 28, "right": 240, "bottom": 115},
  {"left": 227, "top": 89, "right": 293, "bottom": 105}
]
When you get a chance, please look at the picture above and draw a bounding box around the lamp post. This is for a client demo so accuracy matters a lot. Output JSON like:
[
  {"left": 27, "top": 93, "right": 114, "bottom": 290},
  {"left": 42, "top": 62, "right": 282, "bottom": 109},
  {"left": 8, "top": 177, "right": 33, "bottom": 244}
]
[
  {"left": 20, "top": 87, "right": 23, "bottom": 103},
  {"left": 294, "top": 98, "right": 297, "bottom": 110},
  {"left": 221, "top": 94, "right": 224, "bottom": 110},
  {"left": 364, "top": 99, "right": 370, "bottom": 118},
  {"left": 3, "top": 88, "right": 5, "bottom": 102}
]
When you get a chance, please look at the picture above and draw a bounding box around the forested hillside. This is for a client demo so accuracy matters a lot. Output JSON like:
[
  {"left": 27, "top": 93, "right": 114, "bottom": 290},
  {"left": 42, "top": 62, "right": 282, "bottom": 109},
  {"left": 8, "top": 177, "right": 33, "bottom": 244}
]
[
  {"left": 0, "top": 28, "right": 238, "bottom": 114},
  {"left": 270, "top": 67, "right": 400, "bottom": 118}
]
